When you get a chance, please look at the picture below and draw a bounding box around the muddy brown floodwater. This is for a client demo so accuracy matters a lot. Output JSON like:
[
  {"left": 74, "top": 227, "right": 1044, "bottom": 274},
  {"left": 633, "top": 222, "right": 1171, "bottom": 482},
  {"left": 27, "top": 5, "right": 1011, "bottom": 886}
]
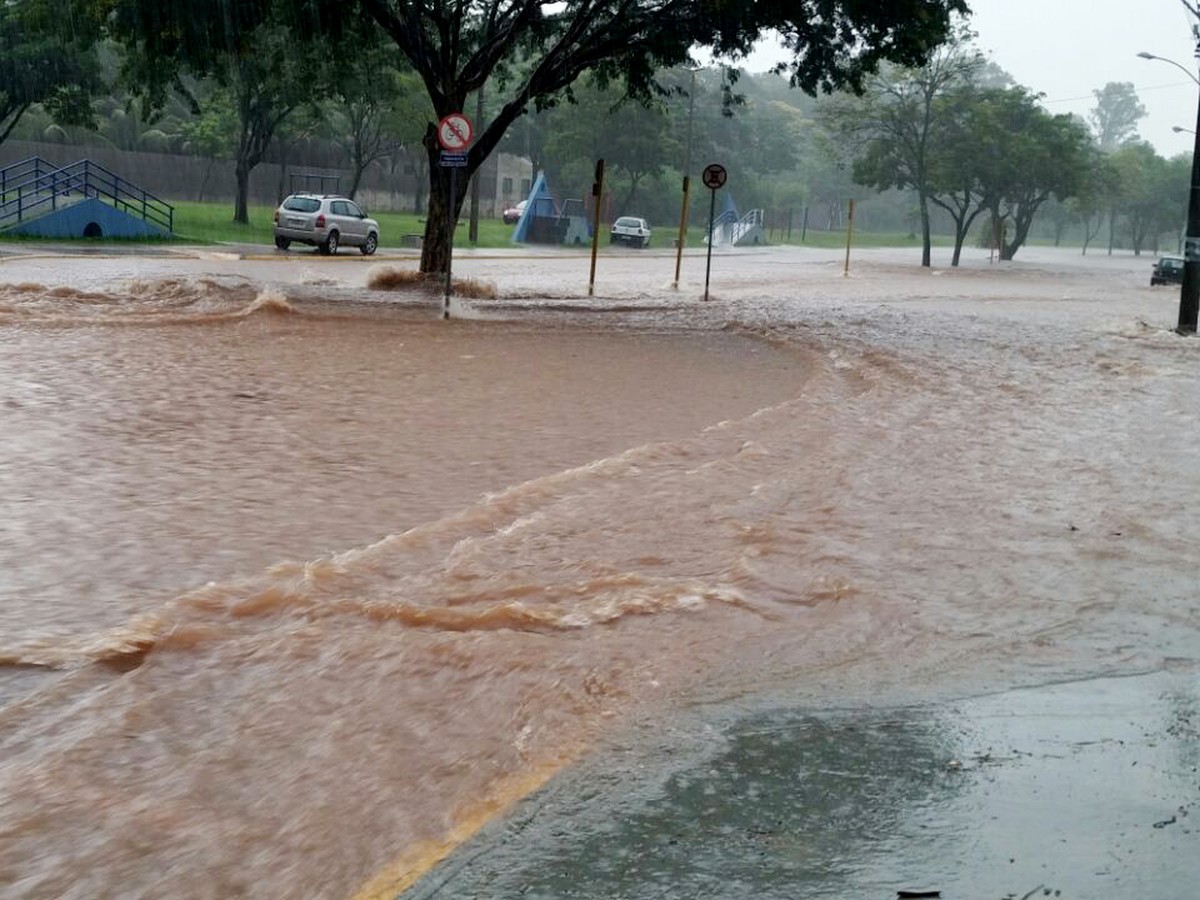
[{"left": 1, "top": 245, "right": 1197, "bottom": 899}]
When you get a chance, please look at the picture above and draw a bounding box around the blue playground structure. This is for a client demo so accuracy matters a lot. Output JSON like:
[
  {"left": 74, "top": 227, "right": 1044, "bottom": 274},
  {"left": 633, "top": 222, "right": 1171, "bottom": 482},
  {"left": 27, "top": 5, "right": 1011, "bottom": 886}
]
[{"left": 0, "top": 157, "right": 174, "bottom": 239}]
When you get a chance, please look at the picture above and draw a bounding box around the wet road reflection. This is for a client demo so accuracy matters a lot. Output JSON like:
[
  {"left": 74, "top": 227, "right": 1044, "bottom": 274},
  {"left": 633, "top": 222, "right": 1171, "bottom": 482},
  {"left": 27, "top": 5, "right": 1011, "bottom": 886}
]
[{"left": 406, "top": 673, "right": 1198, "bottom": 900}]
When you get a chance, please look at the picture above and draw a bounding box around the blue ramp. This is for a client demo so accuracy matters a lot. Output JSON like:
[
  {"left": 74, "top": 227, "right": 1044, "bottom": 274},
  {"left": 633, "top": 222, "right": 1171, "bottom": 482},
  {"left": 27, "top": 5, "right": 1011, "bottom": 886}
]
[
  {"left": 7, "top": 198, "right": 171, "bottom": 239},
  {"left": 1, "top": 157, "right": 174, "bottom": 238}
]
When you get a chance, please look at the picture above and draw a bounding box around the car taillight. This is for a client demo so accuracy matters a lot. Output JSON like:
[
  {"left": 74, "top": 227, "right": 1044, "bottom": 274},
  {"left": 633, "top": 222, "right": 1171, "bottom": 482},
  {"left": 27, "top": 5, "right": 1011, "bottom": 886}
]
[{"left": 315, "top": 214, "right": 326, "bottom": 228}]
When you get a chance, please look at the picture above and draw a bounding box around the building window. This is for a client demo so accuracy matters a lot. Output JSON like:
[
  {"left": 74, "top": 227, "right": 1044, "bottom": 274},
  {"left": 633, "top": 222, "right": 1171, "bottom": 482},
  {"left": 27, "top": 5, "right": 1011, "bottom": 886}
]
[
  {"left": 502, "top": 177, "right": 513, "bottom": 196},
  {"left": 521, "top": 179, "right": 531, "bottom": 196}
]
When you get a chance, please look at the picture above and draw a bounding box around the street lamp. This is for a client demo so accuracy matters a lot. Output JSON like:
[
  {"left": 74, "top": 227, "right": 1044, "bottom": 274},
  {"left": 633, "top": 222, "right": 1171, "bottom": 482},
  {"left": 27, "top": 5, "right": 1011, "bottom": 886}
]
[
  {"left": 1139, "top": 49, "right": 1200, "bottom": 333},
  {"left": 1174, "top": 125, "right": 1197, "bottom": 134}
]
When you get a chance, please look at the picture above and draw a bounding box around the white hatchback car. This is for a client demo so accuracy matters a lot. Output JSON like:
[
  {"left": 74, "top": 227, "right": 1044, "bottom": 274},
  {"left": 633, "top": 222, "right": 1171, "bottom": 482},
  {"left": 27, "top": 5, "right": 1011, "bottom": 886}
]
[
  {"left": 610, "top": 216, "right": 651, "bottom": 248},
  {"left": 273, "top": 193, "right": 380, "bottom": 255}
]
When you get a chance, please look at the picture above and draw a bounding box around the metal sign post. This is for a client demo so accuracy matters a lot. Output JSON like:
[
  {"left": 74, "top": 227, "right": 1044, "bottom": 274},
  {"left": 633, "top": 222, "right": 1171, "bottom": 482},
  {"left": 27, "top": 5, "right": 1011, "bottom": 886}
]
[
  {"left": 437, "top": 113, "right": 473, "bottom": 320},
  {"left": 701, "top": 164, "right": 726, "bottom": 302}
]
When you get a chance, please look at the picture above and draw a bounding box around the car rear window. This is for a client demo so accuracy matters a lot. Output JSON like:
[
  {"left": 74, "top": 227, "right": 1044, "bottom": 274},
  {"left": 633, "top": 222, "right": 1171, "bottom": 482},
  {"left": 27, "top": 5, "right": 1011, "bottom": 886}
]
[
  {"left": 615, "top": 217, "right": 642, "bottom": 227},
  {"left": 283, "top": 197, "right": 321, "bottom": 213}
]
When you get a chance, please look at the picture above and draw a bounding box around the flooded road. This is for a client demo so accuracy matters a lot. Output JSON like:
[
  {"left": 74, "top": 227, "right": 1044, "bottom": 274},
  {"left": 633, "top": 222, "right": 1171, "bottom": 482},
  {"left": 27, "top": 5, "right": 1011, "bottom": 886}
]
[{"left": 1, "top": 244, "right": 1197, "bottom": 898}]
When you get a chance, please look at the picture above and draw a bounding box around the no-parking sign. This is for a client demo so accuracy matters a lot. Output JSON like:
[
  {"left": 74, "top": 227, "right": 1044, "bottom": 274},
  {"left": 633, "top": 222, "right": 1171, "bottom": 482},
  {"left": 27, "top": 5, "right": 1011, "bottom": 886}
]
[{"left": 702, "top": 164, "right": 727, "bottom": 190}]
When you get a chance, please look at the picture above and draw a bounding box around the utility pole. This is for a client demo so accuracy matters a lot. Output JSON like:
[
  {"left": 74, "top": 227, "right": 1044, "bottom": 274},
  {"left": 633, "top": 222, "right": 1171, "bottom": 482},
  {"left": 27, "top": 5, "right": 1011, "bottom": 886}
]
[
  {"left": 1138, "top": 43, "right": 1200, "bottom": 333},
  {"left": 468, "top": 87, "right": 485, "bottom": 243}
]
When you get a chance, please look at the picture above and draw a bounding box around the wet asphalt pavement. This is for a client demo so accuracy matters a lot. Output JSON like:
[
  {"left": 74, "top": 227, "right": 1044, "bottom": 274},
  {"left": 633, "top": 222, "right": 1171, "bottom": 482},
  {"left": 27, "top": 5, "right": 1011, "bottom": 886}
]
[{"left": 402, "top": 672, "right": 1198, "bottom": 900}]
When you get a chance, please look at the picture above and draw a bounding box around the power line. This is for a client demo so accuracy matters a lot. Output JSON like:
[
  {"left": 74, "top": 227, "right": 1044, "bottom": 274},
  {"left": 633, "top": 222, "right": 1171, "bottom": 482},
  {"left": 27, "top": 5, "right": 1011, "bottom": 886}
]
[{"left": 1040, "top": 80, "right": 1197, "bottom": 106}]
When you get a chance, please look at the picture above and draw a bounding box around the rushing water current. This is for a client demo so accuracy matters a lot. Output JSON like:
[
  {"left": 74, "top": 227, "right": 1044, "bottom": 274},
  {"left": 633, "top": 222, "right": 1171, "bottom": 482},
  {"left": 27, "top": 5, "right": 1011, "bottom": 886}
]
[{"left": 0, "top": 246, "right": 1197, "bottom": 898}]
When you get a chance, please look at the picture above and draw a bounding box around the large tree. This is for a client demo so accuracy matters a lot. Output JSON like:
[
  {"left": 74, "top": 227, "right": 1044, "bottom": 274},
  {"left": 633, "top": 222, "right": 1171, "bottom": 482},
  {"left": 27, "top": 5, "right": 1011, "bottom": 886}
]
[
  {"left": 1089, "top": 81, "right": 1146, "bottom": 152},
  {"left": 1111, "top": 142, "right": 1189, "bottom": 255},
  {"left": 320, "top": 28, "right": 409, "bottom": 200},
  {"left": 822, "top": 31, "right": 981, "bottom": 266},
  {"left": 372, "top": 0, "right": 970, "bottom": 273},
  {"left": 110, "top": 0, "right": 328, "bottom": 223},
  {"left": 923, "top": 83, "right": 990, "bottom": 266},
  {"left": 109, "top": 0, "right": 967, "bottom": 271},
  {"left": 0, "top": 0, "right": 102, "bottom": 148},
  {"left": 969, "top": 87, "right": 1092, "bottom": 260},
  {"left": 542, "top": 76, "right": 682, "bottom": 215}
]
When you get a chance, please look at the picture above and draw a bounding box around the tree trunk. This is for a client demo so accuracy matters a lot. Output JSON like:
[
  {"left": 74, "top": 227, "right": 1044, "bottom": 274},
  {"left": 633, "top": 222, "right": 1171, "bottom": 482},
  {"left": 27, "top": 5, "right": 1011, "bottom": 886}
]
[
  {"left": 198, "top": 159, "right": 214, "bottom": 203},
  {"left": 234, "top": 159, "right": 250, "bottom": 224},
  {"left": 620, "top": 173, "right": 645, "bottom": 216},
  {"left": 276, "top": 145, "right": 288, "bottom": 202},
  {"left": 919, "top": 191, "right": 932, "bottom": 267},
  {"left": 419, "top": 149, "right": 471, "bottom": 274}
]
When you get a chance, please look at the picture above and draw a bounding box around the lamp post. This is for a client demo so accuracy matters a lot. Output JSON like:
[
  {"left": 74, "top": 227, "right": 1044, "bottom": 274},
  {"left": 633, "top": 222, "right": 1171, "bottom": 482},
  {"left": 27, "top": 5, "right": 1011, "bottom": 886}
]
[{"left": 1139, "top": 50, "right": 1200, "bottom": 333}]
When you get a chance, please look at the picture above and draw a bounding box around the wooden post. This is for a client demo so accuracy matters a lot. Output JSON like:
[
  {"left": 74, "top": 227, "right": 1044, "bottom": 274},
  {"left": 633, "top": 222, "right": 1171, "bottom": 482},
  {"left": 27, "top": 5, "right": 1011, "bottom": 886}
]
[
  {"left": 588, "top": 159, "right": 605, "bottom": 296},
  {"left": 843, "top": 199, "right": 856, "bottom": 277},
  {"left": 673, "top": 175, "right": 691, "bottom": 288}
]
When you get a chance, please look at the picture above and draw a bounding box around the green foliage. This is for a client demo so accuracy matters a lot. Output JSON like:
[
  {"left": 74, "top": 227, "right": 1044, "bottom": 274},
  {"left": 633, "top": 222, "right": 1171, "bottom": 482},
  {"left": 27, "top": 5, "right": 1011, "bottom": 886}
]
[
  {"left": 966, "top": 86, "right": 1093, "bottom": 258},
  {"left": 821, "top": 31, "right": 983, "bottom": 264},
  {"left": 102, "top": 0, "right": 967, "bottom": 269},
  {"left": 318, "top": 30, "right": 413, "bottom": 199},
  {"left": 0, "top": 0, "right": 104, "bottom": 145},
  {"left": 107, "top": 0, "right": 333, "bottom": 221},
  {"left": 1110, "top": 142, "right": 1189, "bottom": 253},
  {"left": 541, "top": 75, "right": 681, "bottom": 215},
  {"left": 180, "top": 87, "right": 237, "bottom": 159},
  {"left": 1089, "top": 82, "right": 1147, "bottom": 151}
]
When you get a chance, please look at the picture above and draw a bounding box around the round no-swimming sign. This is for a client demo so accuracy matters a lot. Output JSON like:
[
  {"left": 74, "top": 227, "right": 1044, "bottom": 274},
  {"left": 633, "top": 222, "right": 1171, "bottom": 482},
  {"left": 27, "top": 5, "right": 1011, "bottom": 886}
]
[{"left": 702, "top": 163, "right": 727, "bottom": 190}]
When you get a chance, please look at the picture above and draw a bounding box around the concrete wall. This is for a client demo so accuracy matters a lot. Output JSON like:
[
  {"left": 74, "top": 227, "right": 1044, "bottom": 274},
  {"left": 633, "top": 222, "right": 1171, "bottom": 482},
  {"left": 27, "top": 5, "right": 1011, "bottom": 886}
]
[{"left": 0, "top": 140, "right": 530, "bottom": 217}]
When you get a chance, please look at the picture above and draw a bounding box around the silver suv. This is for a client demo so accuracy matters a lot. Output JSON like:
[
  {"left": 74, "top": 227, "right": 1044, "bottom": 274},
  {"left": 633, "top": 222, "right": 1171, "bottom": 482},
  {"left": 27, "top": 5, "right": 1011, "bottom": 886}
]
[{"left": 273, "top": 194, "right": 380, "bottom": 255}]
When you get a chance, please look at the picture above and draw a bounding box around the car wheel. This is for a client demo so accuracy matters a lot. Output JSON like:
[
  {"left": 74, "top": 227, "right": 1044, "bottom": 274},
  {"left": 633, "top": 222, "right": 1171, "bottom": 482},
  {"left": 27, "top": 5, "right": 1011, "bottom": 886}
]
[
  {"left": 641, "top": 237, "right": 649, "bottom": 248},
  {"left": 361, "top": 232, "right": 378, "bottom": 256},
  {"left": 322, "top": 231, "right": 339, "bottom": 256},
  {"left": 275, "top": 236, "right": 290, "bottom": 250}
]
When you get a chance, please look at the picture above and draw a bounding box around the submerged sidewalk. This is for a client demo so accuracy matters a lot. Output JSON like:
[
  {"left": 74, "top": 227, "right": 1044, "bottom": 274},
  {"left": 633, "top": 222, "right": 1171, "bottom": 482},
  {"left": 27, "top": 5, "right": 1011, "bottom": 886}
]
[{"left": 402, "top": 671, "right": 1198, "bottom": 899}]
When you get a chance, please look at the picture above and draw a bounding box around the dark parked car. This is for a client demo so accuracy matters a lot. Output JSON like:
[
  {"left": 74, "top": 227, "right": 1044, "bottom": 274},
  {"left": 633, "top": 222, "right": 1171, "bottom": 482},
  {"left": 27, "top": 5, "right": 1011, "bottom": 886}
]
[
  {"left": 502, "top": 200, "right": 527, "bottom": 224},
  {"left": 1151, "top": 256, "right": 1184, "bottom": 285}
]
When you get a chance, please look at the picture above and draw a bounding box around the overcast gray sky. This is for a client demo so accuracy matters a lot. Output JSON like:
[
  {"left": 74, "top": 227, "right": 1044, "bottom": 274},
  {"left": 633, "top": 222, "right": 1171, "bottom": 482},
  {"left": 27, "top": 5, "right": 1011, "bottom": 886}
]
[{"left": 742, "top": 0, "right": 1200, "bottom": 157}]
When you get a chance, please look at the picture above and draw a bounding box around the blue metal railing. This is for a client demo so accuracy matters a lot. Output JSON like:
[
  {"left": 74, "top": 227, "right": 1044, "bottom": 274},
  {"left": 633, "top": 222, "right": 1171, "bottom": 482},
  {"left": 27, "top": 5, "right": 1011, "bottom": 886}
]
[{"left": 0, "top": 156, "right": 174, "bottom": 234}]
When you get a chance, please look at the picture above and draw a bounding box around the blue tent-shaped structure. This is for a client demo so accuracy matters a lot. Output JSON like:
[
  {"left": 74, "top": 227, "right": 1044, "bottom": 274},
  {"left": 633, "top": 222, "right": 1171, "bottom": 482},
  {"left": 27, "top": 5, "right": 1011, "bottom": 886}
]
[
  {"left": 511, "top": 174, "right": 562, "bottom": 244},
  {"left": 719, "top": 193, "right": 739, "bottom": 223},
  {"left": 510, "top": 174, "right": 592, "bottom": 245}
]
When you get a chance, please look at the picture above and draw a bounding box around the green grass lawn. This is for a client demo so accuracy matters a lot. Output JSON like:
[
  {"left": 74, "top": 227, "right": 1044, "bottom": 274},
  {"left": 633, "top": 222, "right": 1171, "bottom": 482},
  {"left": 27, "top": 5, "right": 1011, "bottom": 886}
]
[
  {"left": 1, "top": 196, "right": 962, "bottom": 253},
  {"left": 170, "top": 200, "right": 521, "bottom": 249}
]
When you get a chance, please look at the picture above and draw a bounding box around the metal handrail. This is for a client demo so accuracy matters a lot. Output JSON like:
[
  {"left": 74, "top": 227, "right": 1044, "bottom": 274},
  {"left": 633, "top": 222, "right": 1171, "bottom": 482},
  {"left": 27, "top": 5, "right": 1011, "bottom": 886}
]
[{"left": 0, "top": 156, "right": 174, "bottom": 234}]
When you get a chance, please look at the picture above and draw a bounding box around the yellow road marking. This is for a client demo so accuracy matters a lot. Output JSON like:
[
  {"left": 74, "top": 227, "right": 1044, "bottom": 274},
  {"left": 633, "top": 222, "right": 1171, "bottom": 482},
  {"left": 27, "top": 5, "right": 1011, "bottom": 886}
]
[{"left": 350, "top": 757, "right": 576, "bottom": 900}]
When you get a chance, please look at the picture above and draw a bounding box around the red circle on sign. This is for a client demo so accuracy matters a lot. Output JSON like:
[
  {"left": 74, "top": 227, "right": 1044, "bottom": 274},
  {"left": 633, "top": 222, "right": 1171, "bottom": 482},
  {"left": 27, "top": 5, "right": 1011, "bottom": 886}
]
[
  {"left": 702, "top": 164, "right": 727, "bottom": 190},
  {"left": 438, "top": 114, "right": 473, "bottom": 150}
]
